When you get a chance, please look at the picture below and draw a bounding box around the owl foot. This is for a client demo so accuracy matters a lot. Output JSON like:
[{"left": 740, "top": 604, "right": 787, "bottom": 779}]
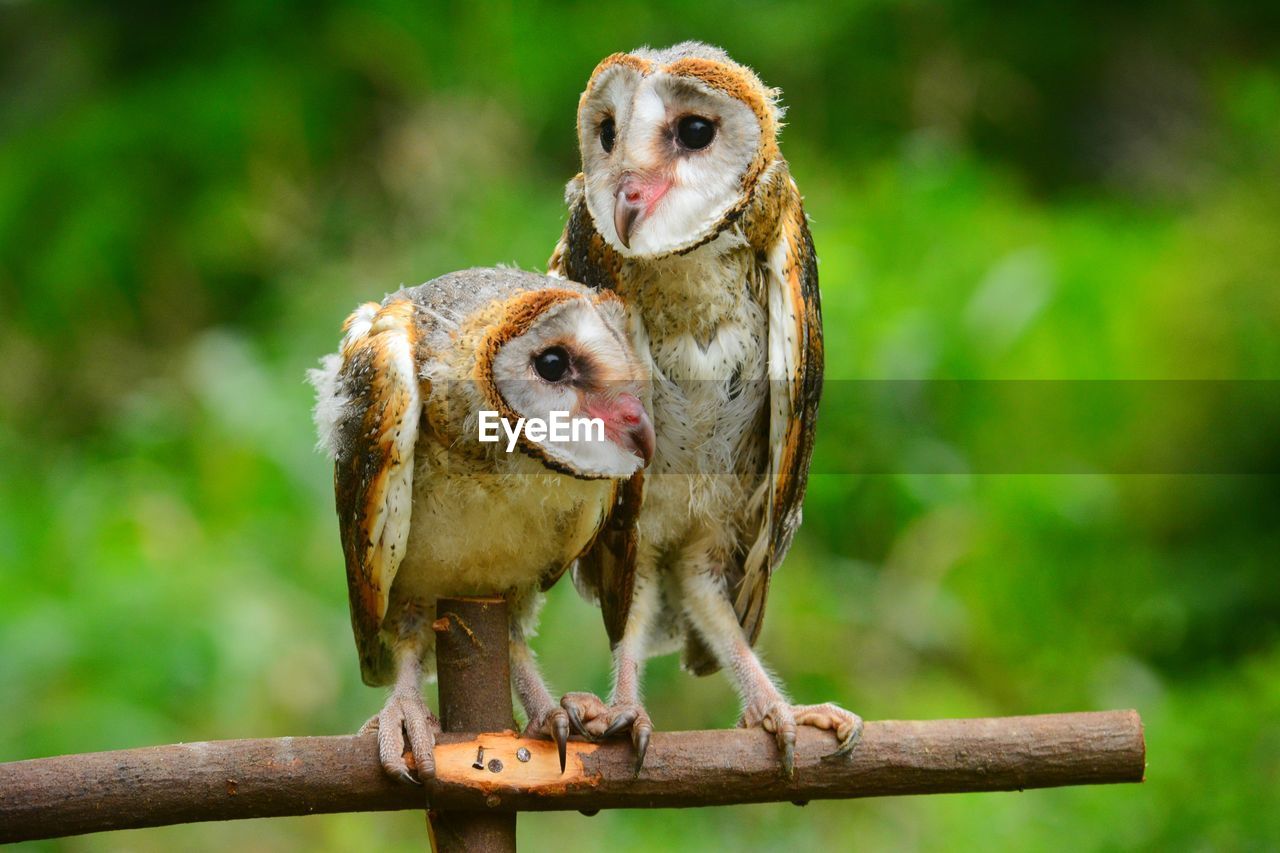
[
  {"left": 359, "top": 688, "right": 441, "bottom": 784},
  {"left": 522, "top": 707, "right": 572, "bottom": 773},
  {"left": 560, "top": 692, "right": 652, "bottom": 773},
  {"left": 741, "top": 701, "right": 863, "bottom": 778},
  {"left": 798, "top": 702, "right": 865, "bottom": 759}
]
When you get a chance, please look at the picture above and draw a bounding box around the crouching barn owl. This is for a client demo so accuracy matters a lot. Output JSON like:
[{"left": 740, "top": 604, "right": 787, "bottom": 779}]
[
  {"left": 310, "top": 268, "right": 654, "bottom": 781},
  {"left": 549, "top": 43, "right": 861, "bottom": 774}
]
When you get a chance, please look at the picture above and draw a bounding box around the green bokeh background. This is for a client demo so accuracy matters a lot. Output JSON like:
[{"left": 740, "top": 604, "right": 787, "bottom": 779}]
[{"left": 2, "top": 2, "right": 1278, "bottom": 850}]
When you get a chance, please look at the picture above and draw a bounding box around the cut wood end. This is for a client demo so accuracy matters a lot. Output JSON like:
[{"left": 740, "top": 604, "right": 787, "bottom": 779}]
[{"left": 434, "top": 733, "right": 600, "bottom": 791}]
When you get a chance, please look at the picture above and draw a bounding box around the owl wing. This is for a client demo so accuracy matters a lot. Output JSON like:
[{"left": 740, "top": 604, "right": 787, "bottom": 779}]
[
  {"left": 684, "top": 179, "right": 823, "bottom": 675},
  {"left": 739, "top": 180, "right": 823, "bottom": 643},
  {"left": 549, "top": 177, "right": 641, "bottom": 646},
  {"left": 326, "top": 298, "right": 423, "bottom": 686},
  {"left": 548, "top": 175, "right": 623, "bottom": 291},
  {"left": 567, "top": 473, "right": 645, "bottom": 644}
]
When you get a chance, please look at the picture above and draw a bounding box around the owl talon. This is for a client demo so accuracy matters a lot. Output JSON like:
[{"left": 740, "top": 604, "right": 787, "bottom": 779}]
[
  {"left": 363, "top": 689, "right": 439, "bottom": 784},
  {"left": 823, "top": 715, "right": 865, "bottom": 759},
  {"left": 552, "top": 713, "right": 570, "bottom": 773},
  {"left": 522, "top": 707, "right": 575, "bottom": 773},
  {"left": 793, "top": 702, "right": 864, "bottom": 761},
  {"left": 602, "top": 709, "right": 637, "bottom": 739},
  {"left": 749, "top": 701, "right": 863, "bottom": 771},
  {"left": 634, "top": 724, "right": 650, "bottom": 774},
  {"left": 559, "top": 692, "right": 610, "bottom": 738},
  {"left": 565, "top": 703, "right": 591, "bottom": 739},
  {"left": 747, "top": 700, "right": 798, "bottom": 778},
  {"left": 560, "top": 692, "right": 652, "bottom": 769}
]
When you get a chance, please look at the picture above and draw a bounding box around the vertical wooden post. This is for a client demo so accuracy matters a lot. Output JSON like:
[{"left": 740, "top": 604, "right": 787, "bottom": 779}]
[{"left": 429, "top": 596, "right": 517, "bottom": 853}]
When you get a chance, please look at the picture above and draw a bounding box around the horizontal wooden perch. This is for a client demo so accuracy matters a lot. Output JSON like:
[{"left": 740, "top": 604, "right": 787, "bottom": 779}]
[{"left": 0, "top": 710, "right": 1144, "bottom": 843}]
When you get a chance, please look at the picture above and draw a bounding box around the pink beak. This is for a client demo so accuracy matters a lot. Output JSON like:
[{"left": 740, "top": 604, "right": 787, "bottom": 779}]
[
  {"left": 613, "top": 173, "right": 670, "bottom": 249},
  {"left": 605, "top": 392, "right": 655, "bottom": 466}
]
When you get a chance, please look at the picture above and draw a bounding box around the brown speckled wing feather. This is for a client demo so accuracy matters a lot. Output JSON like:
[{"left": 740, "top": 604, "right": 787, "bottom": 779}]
[
  {"left": 755, "top": 187, "right": 823, "bottom": 639},
  {"left": 571, "top": 473, "right": 644, "bottom": 645},
  {"left": 332, "top": 299, "right": 422, "bottom": 686},
  {"left": 549, "top": 176, "right": 623, "bottom": 291},
  {"left": 685, "top": 180, "right": 823, "bottom": 675}
]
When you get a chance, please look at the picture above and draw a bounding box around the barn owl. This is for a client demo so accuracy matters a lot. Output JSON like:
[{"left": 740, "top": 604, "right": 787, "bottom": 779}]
[
  {"left": 310, "top": 268, "right": 654, "bottom": 782},
  {"left": 549, "top": 43, "right": 860, "bottom": 775}
]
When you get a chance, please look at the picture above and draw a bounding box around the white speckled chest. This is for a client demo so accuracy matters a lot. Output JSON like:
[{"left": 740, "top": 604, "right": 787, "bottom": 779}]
[{"left": 617, "top": 238, "right": 770, "bottom": 550}]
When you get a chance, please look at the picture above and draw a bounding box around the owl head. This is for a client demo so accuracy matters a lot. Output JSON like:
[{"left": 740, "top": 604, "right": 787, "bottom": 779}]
[
  {"left": 437, "top": 272, "right": 654, "bottom": 479},
  {"left": 575, "top": 42, "right": 783, "bottom": 258}
]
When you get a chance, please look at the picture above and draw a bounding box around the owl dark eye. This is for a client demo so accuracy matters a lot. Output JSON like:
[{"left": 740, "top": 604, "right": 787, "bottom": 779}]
[
  {"left": 676, "top": 115, "right": 715, "bottom": 150},
  {"left": 600, "top": 117, "right": 616, "bottom": 153},
  {"left": 533, "top": 346, "right": 571, "bottom": 382}
]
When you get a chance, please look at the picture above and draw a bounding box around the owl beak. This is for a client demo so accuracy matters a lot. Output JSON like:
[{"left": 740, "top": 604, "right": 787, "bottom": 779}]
[
  {"left": 610, "top": 392, "right": 655, "bottom": 466},
  {"left": 613, "top": 187, "right": 643, "bottom": 249},
  {"left": 613, "top": 173, "right": 671, "bottom": 249},
  {"left": 628, "top": 408, "right": 656, "bottom": 466}
]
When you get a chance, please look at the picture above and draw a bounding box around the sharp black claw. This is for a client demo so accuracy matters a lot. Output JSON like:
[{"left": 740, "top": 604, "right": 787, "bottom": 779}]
[
  {"left": 601, "top": 710, "right": 635, "bottom": 739},
  {"left": 400, "top": 769, "right": 422, "bottom": 786},
  {"left": 634, "top": 727, "right": 650, "bottom": 775},
  {"left": 553, "top": 715, "right": 570, "bottom": 773},
  {"left": 566, "top": 704, "right": 591, "bottom": 739},
  {"left": 781, "top": 739, "right": 795, "bottom": 779},
  {"left": 823, "top": 719, "right": 865, "bottom": 760}
]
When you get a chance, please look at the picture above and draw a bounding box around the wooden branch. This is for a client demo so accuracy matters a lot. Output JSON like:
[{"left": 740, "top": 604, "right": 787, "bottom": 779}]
[
  {"left": 429, "top": 596, "right": 517, "bottom": 852},
  {"left": 0, "top": 710, "right": 1144, "bottom": 843}
]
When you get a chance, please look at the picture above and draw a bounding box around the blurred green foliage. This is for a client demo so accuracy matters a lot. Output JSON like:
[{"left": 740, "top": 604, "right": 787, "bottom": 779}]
[{"left": 2, "top": 1, "right": 1278, "bottom": 850}]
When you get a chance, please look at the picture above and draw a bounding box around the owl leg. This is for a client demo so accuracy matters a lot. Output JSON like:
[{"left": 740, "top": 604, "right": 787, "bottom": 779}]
[
  {"left": 359, "top": 634, "right": 441, "bottom": 784},
  {"left": 679, "top": 558, "right": 863, "bottom": 778},
  {"left": 560, "top": 569, "right": 658, "bottom": 773},
  {"left": 510, "top": 621, "right": 572, "bottom": 773}
]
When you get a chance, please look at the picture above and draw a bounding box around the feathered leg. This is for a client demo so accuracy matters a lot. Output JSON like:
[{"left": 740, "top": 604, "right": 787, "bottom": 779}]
[
  {"left": 561, "top": 562, "right": 658, "bottom": 772},
  {"left": 359, "top": 624, "right": 441, "bottom": 784},
  {"left": 678, "top": 536, "right": 862, "bottom": 778},
  {"left": 510, "top": 619, "right": 572, "bottom": 772}
]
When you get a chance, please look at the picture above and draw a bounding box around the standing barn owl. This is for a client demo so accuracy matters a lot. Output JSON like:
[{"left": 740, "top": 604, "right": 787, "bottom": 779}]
[
  {"left": 549, "top": 43, "right": 861, "bottom": 774},
  {"left": 310, "top": 268, "right": 654, "bottom": 781}
]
